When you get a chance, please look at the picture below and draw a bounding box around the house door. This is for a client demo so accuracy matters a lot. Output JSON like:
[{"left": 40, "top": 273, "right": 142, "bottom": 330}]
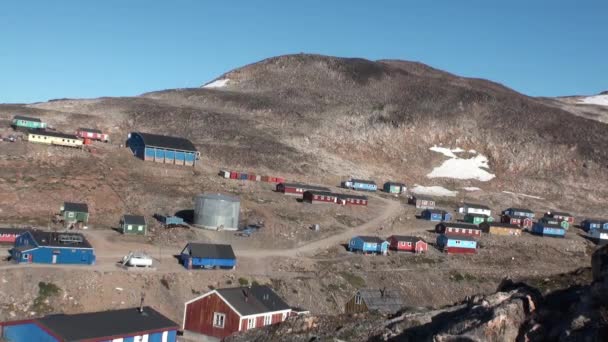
[{"left": 52, "top": 255, "right": 57, "bottom": 264}]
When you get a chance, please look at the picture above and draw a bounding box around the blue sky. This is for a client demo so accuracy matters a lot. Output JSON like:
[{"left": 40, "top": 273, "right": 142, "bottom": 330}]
[{"left": 1, "top": 1, "right": 606, "bottom": 103}]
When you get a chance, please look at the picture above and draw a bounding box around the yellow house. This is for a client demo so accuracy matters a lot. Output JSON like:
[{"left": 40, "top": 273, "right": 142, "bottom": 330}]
[
  {"left": 481, "top": 222, "right": 522, "bottom": 236},
  {"left": 28, "top": 131, "right": 83, "bottom": 148}
]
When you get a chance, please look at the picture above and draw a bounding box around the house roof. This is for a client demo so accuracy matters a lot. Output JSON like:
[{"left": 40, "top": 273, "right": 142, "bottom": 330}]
[
  {"left": 505, "top": 208, "right": 534, "bottom": 214},
  {"left": 384, "top": 182, "right": 405, "bottom": 187},
  {"left": 13, "top": 115, "right": 41, "bottom": 122},
  {"left": 582, "top": 218, "right": 607, "bottom": 224},
  {"left": 537, "top": 223, "right": 565, "bottom": 229},
  {"left": 481, "top": 222, "right": 521, "bottom": 230},
  {"left": 465, "top": 213, "right": 491, "bottom": 218},
  {"left": 123, "top": 215, "right": 146, "bottom": 226},
  {"left": 462, "top": 203, "right": 491, "bottom": 210},
  {"left": 357, "top": 288, "right": 405, "bottom": 315},
  {"left": 424, "top": 209, "right": 446, "bottom": 214},
  {"left": 63, "top": 202, "right": 88, "bottom": 213},
  {"left": 413, "top": 195, "right": 434, "bottom": 202},
  {"left": 28, "top": 231, "right": 93, "bottom": 249},
  {"left": 35, "top": 306, "right": 178, "bottom": 341},
  {"left": 132, "top": 132, "right": 197, "bottom": 152},
  {"left": 78, "top": 127, "right": 103, "bottom": 134},
  {"left": 0, "top": 227, "right": 31, "bottom": 235},
  {"left": 388, "top": 235, "right": 425, "bottom": 243},
  {"left": 305, "top": 190, "right": 338, "bottom": 197},
  {"left": 350, "top": 179, "right": 376, "bottom": 185},
  {"left": 437, "top": 222, "right": 480, "bottom": 230},
  {"left": 216, "top": 285, "right": 291, "bottom": 316},
  {"left": 30, "top": 130, "right": 80, "bottom": 140},
  {"left": 355, "top": 236, "right": 386, "bottom": 243},
  {"left": 337, "top": 194, "right": 368, "bottom": 200},
  {"left": 548, "top": 211, "right": 573, "bottom": 217},
  {"left": 187, "top": 243, "right": 236, "bottom": 260},
  {"left": 280, "top": 183, "right": 331, "bottom": 192},
  {"left": 504, "top": 214, "right": 532, "bottom": 220}
]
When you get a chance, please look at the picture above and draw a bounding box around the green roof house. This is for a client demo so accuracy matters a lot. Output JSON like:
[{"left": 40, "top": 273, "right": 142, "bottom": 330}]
[
  {"left": 12, "top": 115, "right": 47, "bottom": 130},
  {"left": 464, "top": 213, "right": 493, "bottom": 225},
  {"left": 121, "top": 215, "right": 147, "bottom": 235}
]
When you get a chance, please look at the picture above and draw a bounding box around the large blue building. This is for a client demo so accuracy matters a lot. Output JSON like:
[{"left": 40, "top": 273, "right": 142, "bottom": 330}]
[
  {"left": 127, "top": 132, "right": 199, "bottom": 167},
  {"left": 10, "top": 231, "right": 95, "bottom": 265},
  {"left": 532, "top": 222, "right": 566, "bottom": 238},
  {"left": 348, "top": 236, "right": 388, "bottom": 255},
  {"left": 581, "top": 219, "right": 608, "bottom": 232},
  {"left": 180, "top": 243, "right": 237, "bottom": 269},
  {"left": 421, "top": 209, "right": 452, "bottom": 222},
  {"left": 0, "top": 306, "right": 179, "bottom": 342}
]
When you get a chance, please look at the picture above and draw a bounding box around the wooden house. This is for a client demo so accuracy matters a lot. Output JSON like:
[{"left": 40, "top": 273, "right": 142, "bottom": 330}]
[
  {"left": 539, "top": 216, "right": 569, "bottom": 230},
  {"left": 501, "top": 214, "right": 533, "bottom": 229},
  {"left": 532, "top": 222, "right": 566, "bottom": 238},
  {"left": 11, "top": 115, "right": 46, "bottom": 130},
  {"left": 421, "top": 209, "right": 451, "bottom": 222},
  {"left": 545, "top": 211, "right": 574, "bottom": 228},
  {"left": 127, "top": 132, "right": 199, "bottom": 166},
  {"left": 436, "top": 234, "right": 477, "bottom": 254},
  {"left": 76, "top": 128, "right": 109, "bottom": 142},
  {"left": 457, "top": 203, "right": 492, "bottom": 217},
  {"left": 502, "top": 208, "right": 535, "bottom": 219},
  {"left": 464, "top": 213, "right": 494, "bottom": 225},
  {"left": 387, "top": 236, "right": 428, "bottom": 253},
  {"left": 27, "top": 131, "right": 83, "bottom": 148},
  {"left": 348, "top": 236, "right": 388, "bottom": 255},
  {"left": 183, "top": 285, "right": 295, "bottom": 340},
  {"left": 581, "top": 219, "right": 608, "bottom": 232},
  {"left": 61, "top": 202, "right": 89, "bottom": 229},
  {"left": 337, "top": 194, "right": 368, "bottom": 206},
  {"left": 180, "top": 243, "right": 236, "bottom": 270},
  {"left": 10, "top": 231, "right": 95, "bottom": 265},
  {"left": 275, "top": 183, "right": 330, "bottom": 196},
  {"left": 383, "top": 182, "right": 406, "bottom": 194},
  {"left": 480, "top": 222, "right": 522, "bottom": 236},
  {"left": 408, "top": 195, "right": 435, "bottom": 210},
  {"left": 121, "top": 215, "right": 147, "bottom": 235},
  {"left": 342, "top": 179, "right": 377, "bottom": 192},
  {"left": 303, "top": 191, "right": 338, "bottom": 204},
  {"left": 0, "top": 306, "right": 178, "bottom": 342},
  {"left": 0, "top": 228, "right": 30, "bottom": 245},
  {"left": 435, "top": 222, "right": 482, "bottom": 237},
  {"left": 588, "top": 229, "right": 608, "bottom": 245},
  {"left": 344, "top": 288, "right": 405, "bottom": 315}
]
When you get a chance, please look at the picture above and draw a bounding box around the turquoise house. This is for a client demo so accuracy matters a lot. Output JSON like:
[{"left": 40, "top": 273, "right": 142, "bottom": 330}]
[
  {"left": 348, "top": 236, "right": 388, "bottom": 255},
  {"left": 436, "top": 234, "right": 477, "bottom": 254},
  {"left": 11, "top": 115, "right": 47, "bottom": 130}
]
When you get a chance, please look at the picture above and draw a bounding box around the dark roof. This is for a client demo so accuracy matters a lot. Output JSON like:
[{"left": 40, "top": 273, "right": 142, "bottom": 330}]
[
  {"left": 465, "top": 213, "right": 491, "bottom": 218},
  {"left": 384, "top": 182, "right": 405, "bottom": 187},
  {"left": 0, "top": 227, "right": 31, "bottom": 235},
  {"left": 35, "top": 306, "right": 178, "bottom": 341},
  {"left": 462, "top": 203, "right": 491, "bottom": 210},
  {"left": 412, "top": 195, "right": 434, "bottom": 201},
  {"left": 30, "top": 130, "right": 79, "bottom": 140},
  {"left": 78, "top": 127, "right": 102, "bottom": 133},
  {"left": 133, "top": 132, "right": 197, "bottom": 152},
  {"left": 388, "top": 235, "right": 425, "bottom": 243},
  {"left": 216, "top": 285, "right": 291, "bottom": 316},
  {"left": 123, "top": 215, "right": 146, "bottom": 226},
  {"left": 337, "top": 194, "right": 368, "bottom": 200},
  {"left": 357, "top": 288, "right": 405, "bottom": 315},
  {"left": 423, "top": 209, "right": 446, "bottom": 214},
  {"left": 351, "top": 179, "right": 376, "bottom": 185},
  {"left": 592, "top": 228, "right": 608, "bottom": 234},
  {"left": 537, "top": 222, "right": 565, "bottom": 229},
  {"left": 188, "top": 243, "right": 236, "bottom": 260},
  {"left": 548, "top": 211, "right": 573, "bottom": 217},
  {"left": 305, "top": 190, "right": 338, "bottom": 197},
  {"left": 355, "top": 236, "right": 386, "bottom": 243},
  {"left": 438, "top": 222, "right": 480, "bottom": 229},
  {"left": 13, "top": 115, "right": 41, "bottom": 122},
  {"left": 443, "top": 235, "right": 477, "bottom": 242},
  {"left": 539, "top": 217, "right": 560, "bottom": 224},
  {"left": 505, "top": 208, "right": 534, "bottom": 214},
  {"left": 280, "top": 183, "right": 331, "bottom": 192},
  {"left": 483, "top": 222, "right": 521, "bottom": 229},
  {"left": 504, "top": 214, "right": 532, "bottom": 220},
  {"left": 28, "top": 231, "right": 93, "bottom": 249},
  {"left": 582, "top": 218, "right": 607, "bottom": 224},
  {"left": 63, "top": 202, "right": 88, "bottom": 213}
]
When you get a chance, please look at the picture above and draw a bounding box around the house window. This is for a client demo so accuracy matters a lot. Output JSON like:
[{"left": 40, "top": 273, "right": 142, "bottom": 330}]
[
  {"left": 22, "top": 254, "right": 29, "bottom": 260},
  {"left": 68, "top": 212, "right": 74, "bottom": 218},
  {"left": 407, "top": 242, "right": 412, "bottom": 246},
  {"left": 468, "top": 229, "right": 472, "bottom": 234},
  {"left": 127, "top": 225, "right": 132, "bottom": 230},
  {"left": 264, "top": 315, "right": 272, "bottom": 325},
  {"left": 355, "top": 294, "right": 362, "bottom": 305},
  {"left": 213, "top": 312, "right": 225, "bottom": 328},
  {"left": 247, "top": 318, "right": 255, "bottom": 329},
  {"left": 454, "top": 228, "right": 459, "bottom": 233},
  {"left": 138, "top": 226, "right": 143, "bottom": 231},
  {"left": 455, "top": 240, "right": 460, "bottom": 244},
  {"left": 400, "top": 241, "right": 406, "bottom": 246}
]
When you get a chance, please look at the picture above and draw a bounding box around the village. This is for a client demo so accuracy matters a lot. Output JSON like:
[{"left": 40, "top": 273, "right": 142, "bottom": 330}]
[{"left": 0, "top": 114, "right": 606, "bottom": 342}]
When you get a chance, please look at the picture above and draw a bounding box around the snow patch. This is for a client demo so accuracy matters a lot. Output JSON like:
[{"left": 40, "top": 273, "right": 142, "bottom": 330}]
[
  {"left": 578, "top": 94, "right": 608, "bottom": 106},
  {"left": 502, "top": 191, "right": 544, "bottom": 200},
  {"left": 428, "top": 146, "right": 495, "bottom": 181},
  {"left": 411, "top": 185, "right": 458, "bottom": 197},
  {"left": 462, "top": 187, "right": 481, "bottom": 191},
  {"left": 203, "top": 78, "right": 230, "bottom": 89}
]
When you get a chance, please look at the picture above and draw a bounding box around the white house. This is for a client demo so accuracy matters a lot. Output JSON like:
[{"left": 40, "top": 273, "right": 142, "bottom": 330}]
[{"left": 457, "top": 203, "right": 491, "bottom": 217}]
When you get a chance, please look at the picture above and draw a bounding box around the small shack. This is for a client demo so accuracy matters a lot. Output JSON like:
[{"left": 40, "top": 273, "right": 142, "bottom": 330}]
[
  {"left": 421, "top": 209, "right": 451, "bottom": 222},
  {"left": 387, "top": 236, "right": 427, "bottom": 253},
  {"left": 180, "top": 243, "right": 236, "bottom": 270},
  {"left": 383, "top": 182, "right": 406, "bottom": 194},
  {"left": 480, "top": 222, "right": 522, "bottom": 236},
  {"left": 501, "top": 214, "right": 533, "bottom": 229},
  {"left": 408, "top": 195, "right": 435, "bottom": 210},
  {"left": 61, "top": 202, "right": 89, "bottom": 229},
  {"left": 464, "top": 213, "right": 494, "bottom": 225},
  {"left": 121, "top": 215, "right": 147, "bottom": 235},
  {"left": 348, "top": 236, "right": 388, "bottom": 255},
  {"left": 344, "top": 288, "right": 405, "bottom": 315}
]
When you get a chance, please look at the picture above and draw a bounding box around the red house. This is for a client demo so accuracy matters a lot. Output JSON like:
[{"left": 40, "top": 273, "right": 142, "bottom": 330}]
[
  {"left": 546, "top": 211, "right": 575, "bottom": 224},
  {"left": 303, "top": 191, "right": 338, "bottom": 204},
  {"left": 76, "top": 128, "right": 109, "bottom": 142},
  {"left": 0, "top": 228, "right": 29, "bottom": 244},
  {"left": 435, "top": 222, "right": 482, "bottom": 237},
  {"left": 501, "top": 215, "right": 533, "bottom": 229},
  {"left": 275, "top": 183, "right": 331, "bottom": 196},
  {"left": 387, "top": 236, "right": 427, "bottom": 253},
  {"left": 337, "top": 194, "right": 368, "bottom": 206},
  {"left": 183, "top": 286, "right": 296, "bottom": 340}
]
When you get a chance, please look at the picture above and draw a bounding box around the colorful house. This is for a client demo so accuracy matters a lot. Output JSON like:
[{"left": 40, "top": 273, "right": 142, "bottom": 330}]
[
  {"left": 183, "top": 285, "right": 296, "bottom": 340},
  {"left": 408, "top": 195, "right": 435, "bottom": 210},
  {"left": 344, "top": 288, "right": 405, "bottom": 315},
  {"left": 539, "top": 216, "right": 569, "bottom": 230},
  {"left": 127, "top": 132, "right": 199, "bottom": 166},
  {"left": 303, "top": 191, "right": 338, "bottom": 204},
  {"left": 387, "top": 236, "right": 428, "bottom": 253},
  {"left": 532, "top": 222, "right": 566, "bottom": 238},
  {"left": 27, "top": 131, "right": 83, "bottom": 148},
  {"left": 342, "top": 179, "right": 377, "bottom": 192},
  {"left": 435, "top": 222, "right": 482, "bottom": 237},
  {"left": 436, "top": 234, "right": 477, "bottom": 254},
  {"left": 501, "top": 214, "right": 534, "bottom": 229},
  {"left": 11, "top": 115, "right": 46, "bottom": 130},
  {"left": 0, "top": 228, "right": 30, "bottom": 245},
  {"left": 0, "top": 306, "right": 178, "bottom": 342},
  {"left": 545, "top": 211, "right": 574, "bottom": 228},
  {"left": 10, "top": 231, "right": 95, "bottom": 265},
  {"left": 121, "top": 215, "right": 147, "bottom": 235},
  {"left": 457, "top": 203, "right": 492, "bottom": 217},
  {"left": 180, "top": 243, "right": 236, "bottom": 270},
  {"left": 348, "top": 236, "right": 388, "bottom": 255},
  {"left": 480, "top": 222, "right": 522, "bottom": 236},
  {"left": 61, "top": 202, "right": 89, "bottom": 229},
  {"left": 337, "top": 194, "right": 369, "bottom": 206},
  {"left": 383, "top": 182, "right": 406, "bottom": 194},
  {"left": 588, "top": 229, "right": 608, "bottom": 245},
  {"left": 502, "top": 208, "right": 535, "bottom": 219},
  {"left": 581, "top": 219, "right": 608, "bottom": 232},
  {"left": 76, "top": 127, "right": 109, "bottom": 142},
  {"left": 421, "top": 209, "right": 452, "bottom": 222},
  {"left": 464, "top": 213, "right": 494, "bottom": 225},
  {"left": 275, "top": 183, "right": 331, "bottom": 196}
]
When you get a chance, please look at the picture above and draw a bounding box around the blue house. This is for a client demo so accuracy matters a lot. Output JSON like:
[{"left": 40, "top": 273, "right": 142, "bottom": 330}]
[
  {"left": 421, "top": 209, "right": 452, "bottom": 222},
  {"left": 348, "top": 236, "right": 388, "bottom": 255},
  {"left": 10, "top": 231, "right": 95, "bottom": 265},
  {"left": 581, "top": 219, "right": 608, "bottom": 232},
  {"left": 0, "top": 306, "right": 179, "bottom": 342},
  {"left": 180, "top": 243, "right": 236, "bottom": 269},
  {"left": 502, "top": 208, "right": 535, "bottom": 219},
  {"left": 532, "top": 222, "right": 566, "bottom": 238},
  {"left": 127, "top": 132, "right": 199, "bottom": 166},
  {"left": 436, "top": 234, "right": 477, "bottom": 254},
  {"left": 343, "top": 179, "right": 378, "bottom": 192}
]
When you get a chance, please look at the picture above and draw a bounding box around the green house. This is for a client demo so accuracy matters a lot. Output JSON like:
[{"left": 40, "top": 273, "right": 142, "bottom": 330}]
[
  {"left": 383, "top": 182, "right": 406, "bottom": 194},
  {"left": 464, "top": 213, "right": 494, "bottom": 225},
  {"left": 12, "top": 115, "right": 47, "bottom": 130},
  {"left": 121, "top": 215, "right": 147, "bottom": 235},
  {"left": 62, "top": 202, "right": 89, "bottom": 228}
]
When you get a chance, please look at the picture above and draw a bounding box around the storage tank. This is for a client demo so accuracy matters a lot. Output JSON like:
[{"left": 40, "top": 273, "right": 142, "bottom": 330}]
[{"left": 193, "top": 194, "right": 240, "bottom": 230}]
